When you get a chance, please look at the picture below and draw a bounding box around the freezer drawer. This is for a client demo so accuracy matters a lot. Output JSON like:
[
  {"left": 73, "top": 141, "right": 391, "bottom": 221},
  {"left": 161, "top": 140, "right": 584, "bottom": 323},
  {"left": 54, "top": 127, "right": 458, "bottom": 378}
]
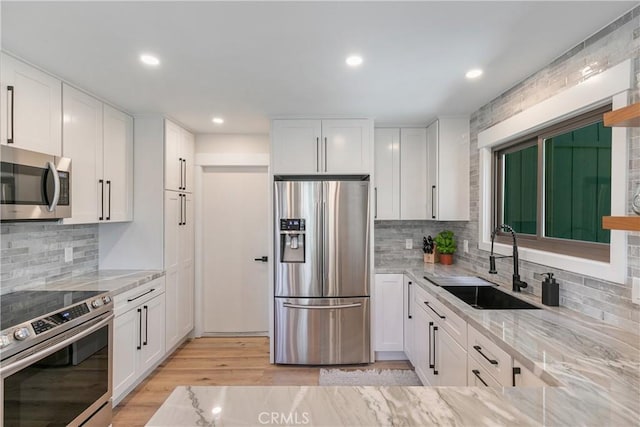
[{"left": 275, "top": 297, "right": 370, "bottom": 365}]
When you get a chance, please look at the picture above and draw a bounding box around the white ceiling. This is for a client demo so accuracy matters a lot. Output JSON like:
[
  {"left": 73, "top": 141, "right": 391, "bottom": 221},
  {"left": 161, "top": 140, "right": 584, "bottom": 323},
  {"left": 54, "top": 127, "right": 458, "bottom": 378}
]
[{"left": 1, "top": 1, "right": 637, "bottom": 134}]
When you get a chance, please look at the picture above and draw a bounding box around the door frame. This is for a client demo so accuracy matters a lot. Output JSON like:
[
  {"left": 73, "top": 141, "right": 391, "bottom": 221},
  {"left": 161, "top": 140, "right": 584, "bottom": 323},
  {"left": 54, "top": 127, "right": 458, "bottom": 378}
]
[{"left": 194, "top": 152, "right": 272, "bottom": 341}]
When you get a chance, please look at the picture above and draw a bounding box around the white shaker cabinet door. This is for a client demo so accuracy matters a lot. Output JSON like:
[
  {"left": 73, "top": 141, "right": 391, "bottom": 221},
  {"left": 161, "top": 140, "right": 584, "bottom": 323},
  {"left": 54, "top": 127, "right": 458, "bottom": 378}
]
[
  {"left": 103, "top": 104, "right": 133, "bottom": 222},
  {"left": 437, "top": 327, "right": 467, "bottom": 386},
  {"left": 322, "top": 119, "right": 370, "bottom": 173},
  {"left": 374, "top": 274, "right": 404, "bottom": 352},
  {"left": 62, "top": 84, "right": 102, "bottom": 224},
  {"left": 113, "top": 308, "right": 139, "bottom": 402},
  {"left": 165, "top": 120, "right": 182, "bottom": 191},
  {"left": 373, "top": 128, "right": 400, "bottom": 220},
  {"left": 0, "top": 53, "right": 62, "bottom": 156},
  {"left": 182, "top": 129, "right": 195, "bottom": 193},
  {"left": 271, "top": 120, "right": 321, "bottom": 174},
  {"left": 403, "top": 276, "right": 415, "bottom": 361},
  {"left": 400, "top": 128, "right": 428, "bottom": 219},
  {"left": 140, "top": 293, "right": 166, "bottom": 368}
]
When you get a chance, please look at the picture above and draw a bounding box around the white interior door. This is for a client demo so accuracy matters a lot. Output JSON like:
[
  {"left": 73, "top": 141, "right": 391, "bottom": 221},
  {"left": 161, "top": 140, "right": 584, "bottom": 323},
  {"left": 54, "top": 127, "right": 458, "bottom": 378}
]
[{"left": 202, "top": 166, "right": 269, "bottom": 334}]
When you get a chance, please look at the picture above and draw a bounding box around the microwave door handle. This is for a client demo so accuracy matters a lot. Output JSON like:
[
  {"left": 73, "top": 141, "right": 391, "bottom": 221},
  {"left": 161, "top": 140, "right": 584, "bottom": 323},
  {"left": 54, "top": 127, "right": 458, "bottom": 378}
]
[{"left": 45, "top": 161, "right": 60, "bottom": 212}]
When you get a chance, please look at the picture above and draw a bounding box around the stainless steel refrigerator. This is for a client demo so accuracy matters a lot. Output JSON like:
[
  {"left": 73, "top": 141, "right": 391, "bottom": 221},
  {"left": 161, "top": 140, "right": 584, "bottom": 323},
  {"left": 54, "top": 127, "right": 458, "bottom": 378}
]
[{"left": 274, "top": 178, "right": 370, "bottom": 365}]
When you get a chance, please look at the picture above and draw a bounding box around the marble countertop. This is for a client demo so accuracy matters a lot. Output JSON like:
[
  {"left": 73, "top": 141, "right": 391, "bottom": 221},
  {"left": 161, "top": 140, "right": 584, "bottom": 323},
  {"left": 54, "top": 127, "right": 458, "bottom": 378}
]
[
  {"left": 21, "top": 269, "right": 165, "bottom": 296},
  {"left": 148, "top": 263, "right": 640, "bottom": 426}
]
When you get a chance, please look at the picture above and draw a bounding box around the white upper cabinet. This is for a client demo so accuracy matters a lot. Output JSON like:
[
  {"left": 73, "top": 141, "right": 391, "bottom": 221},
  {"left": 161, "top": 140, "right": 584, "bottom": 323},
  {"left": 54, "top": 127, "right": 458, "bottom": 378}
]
[
  {"left": 400, "top": 128, "right": 428, "bottom": 219},
  {"left": 62, "top": 84, "right": 132, "bottom": 224},
  {"left": 271, "top": 119, "right": 371, "bottom": 174},
  {"left": 374, "top": 127, "right": 427, "bottom": 220},
  {"left": 165, "top": 120, "right": 194, "bottom": 193},
  {"left": 426, "top": 117, "right": 469, "bottom": 221},
  {"left": 103, "top": 104, "right": 133, "bottom": 222},
  {"left": 374, "top": 129, "right": 400, "bottom": 220},
  {"left": 1, "top": 53, "right": 62, "bottom": 156}
]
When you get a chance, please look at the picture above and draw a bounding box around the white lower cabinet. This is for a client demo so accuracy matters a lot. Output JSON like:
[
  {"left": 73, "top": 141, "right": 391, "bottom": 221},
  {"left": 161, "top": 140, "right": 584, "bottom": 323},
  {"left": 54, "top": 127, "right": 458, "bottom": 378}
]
[
  {"left": 412, "top": 282, "right": 467, "bottom": 386},
  {"left": 467, "top": 324, "right": 512, "bottom": 386},
  {"left": 113, "top": 278, "right": 166, "bottom": 404},
  {"left": 374, "top": 274, "right": 404, "bottom": 353}
]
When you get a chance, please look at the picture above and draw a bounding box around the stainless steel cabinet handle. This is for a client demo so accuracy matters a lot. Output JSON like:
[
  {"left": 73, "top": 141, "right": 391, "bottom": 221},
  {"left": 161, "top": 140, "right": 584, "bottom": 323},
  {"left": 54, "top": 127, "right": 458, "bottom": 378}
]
[
  {"left": 7, "top": 85, "right": 14, "bottom": 143},
  {"left": 143, "top": 305, "right": 148, "bottom": 346},
  {"left": 316, "top": 137, "right": 320, "bottom": 172},
  {"left": 374, "top": 187, "right": 378, "bottom": 219},
  {"left": 127, "top": 288, "right": 155, "bottom": 303},
  {"left": 407, "top": 281, "right": 412, "bottom": 319},
  {"left": 433, "top": 325, "right": 438, "bottom": 375},
  {"left": 431, "top": 185, "right": 436, "bottom": 219},
  {"left": 424, "top": 301, "right": 446, "bottom": 319},
  {"left": 472, "top": 369, "right": 489, "bottom": 386},
  {"left": 428, "top": 321, "right": 433, "bottom": 369},
  {"left": 324, "top": 137, "right": 328, "bottom": 172},
  {"left": 45, "top": 161, "right": 60, "bottom": 212},
  {"left": 473, "top": 345, "right": 498, "bottom": 365},
  {"left": 283, "top": 302, "right": 362, "bottom": 310},
  {"left": 137, "top": 308, "right": 142, "bottom": 350},
  {"left": 106, "top": 180, "right": 111, "bottom": 220},
  {"left": 98, "top": 179, "right": 104, "bottom": 220},
  {"left": 182, "top": 159, "right": 187, "bottom": 191}
]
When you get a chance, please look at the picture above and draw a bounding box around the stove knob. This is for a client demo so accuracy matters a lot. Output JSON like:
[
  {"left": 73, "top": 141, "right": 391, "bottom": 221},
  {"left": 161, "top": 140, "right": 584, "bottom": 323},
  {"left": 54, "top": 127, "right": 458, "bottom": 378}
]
[
  {"left": 91, "top": 299, "right": 104, "bottom": 309},
  {"left": 102, "top": 295, "right": 112, "bottom": 304},
  {"left": 0, "top": 335, "right": 11, "bottom": 348},
  {"left": 13, "top": 327, "right": 30, "bottom": 341}
]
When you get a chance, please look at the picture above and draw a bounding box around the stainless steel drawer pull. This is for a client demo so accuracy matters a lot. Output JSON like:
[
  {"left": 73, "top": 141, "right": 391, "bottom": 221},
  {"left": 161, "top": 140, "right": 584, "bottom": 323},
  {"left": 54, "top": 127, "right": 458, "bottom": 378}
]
[
  {"left": 283, "top": 302, "right": 362, "bottom": 310},
  {"left": 473, "top": 345, "right": 498, "bottom": 365},
  {"left": 472, "top": 369, "right": 489, "bottom": 386},
  {"left": 424, "top": 301, "right": 446, "bottom": 319}
]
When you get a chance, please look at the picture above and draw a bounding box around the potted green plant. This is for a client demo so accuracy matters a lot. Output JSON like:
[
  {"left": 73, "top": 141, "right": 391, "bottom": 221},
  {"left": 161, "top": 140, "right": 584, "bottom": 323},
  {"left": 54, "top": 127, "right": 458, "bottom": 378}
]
[{"left": 434, "top": 230, "right": 457, "bottom": 265}]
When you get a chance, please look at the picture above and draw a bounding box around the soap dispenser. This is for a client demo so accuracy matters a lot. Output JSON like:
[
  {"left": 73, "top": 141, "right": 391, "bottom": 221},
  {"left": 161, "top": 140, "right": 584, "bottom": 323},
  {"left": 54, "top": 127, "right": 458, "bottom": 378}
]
[{"left": 542, "top": 273, "right": 559, "bottom": 306}]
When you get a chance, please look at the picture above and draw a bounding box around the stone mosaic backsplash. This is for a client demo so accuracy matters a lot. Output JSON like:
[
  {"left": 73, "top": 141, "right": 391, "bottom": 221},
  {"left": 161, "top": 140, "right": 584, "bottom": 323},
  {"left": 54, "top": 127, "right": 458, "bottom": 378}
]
[{"left": 0, "top": 223, "right": 98, "bottom": 294}]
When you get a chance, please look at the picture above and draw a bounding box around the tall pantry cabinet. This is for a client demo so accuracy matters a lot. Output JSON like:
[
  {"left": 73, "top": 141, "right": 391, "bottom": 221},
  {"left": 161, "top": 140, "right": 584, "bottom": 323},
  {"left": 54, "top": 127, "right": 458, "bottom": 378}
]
[
  {"left": 164, "top": 120, "right": 195, "bottom": 350},
  {"left": 98, "top": 116, "right": 195, "bottom": 353}
]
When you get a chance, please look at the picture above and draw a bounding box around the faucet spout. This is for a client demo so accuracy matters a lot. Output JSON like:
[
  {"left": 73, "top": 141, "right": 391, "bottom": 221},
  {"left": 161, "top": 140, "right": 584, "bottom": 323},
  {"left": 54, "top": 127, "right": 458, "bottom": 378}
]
[{"left": 489, "top": 224, "right": 528, "bottom": 292}]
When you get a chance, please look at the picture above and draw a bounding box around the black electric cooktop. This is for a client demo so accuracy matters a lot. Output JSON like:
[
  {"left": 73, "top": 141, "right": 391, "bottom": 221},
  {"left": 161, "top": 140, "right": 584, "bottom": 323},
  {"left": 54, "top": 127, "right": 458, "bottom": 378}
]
[{"left": 0, "top": 290, "right": 105, "bottom": 331}]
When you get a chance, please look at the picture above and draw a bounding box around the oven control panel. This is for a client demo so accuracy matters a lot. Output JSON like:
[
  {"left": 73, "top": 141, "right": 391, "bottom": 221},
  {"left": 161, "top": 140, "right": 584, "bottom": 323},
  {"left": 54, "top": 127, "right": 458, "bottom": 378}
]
[{"left": 31, "top": 303, "right": 91, "bottom": 334}]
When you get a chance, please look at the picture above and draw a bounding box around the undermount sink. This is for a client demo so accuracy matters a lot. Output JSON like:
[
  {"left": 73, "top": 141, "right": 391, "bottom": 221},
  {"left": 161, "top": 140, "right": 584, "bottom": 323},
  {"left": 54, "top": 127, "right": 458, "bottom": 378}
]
[{"left": 441, "top": 285, "right": 541, "bottom": 310}]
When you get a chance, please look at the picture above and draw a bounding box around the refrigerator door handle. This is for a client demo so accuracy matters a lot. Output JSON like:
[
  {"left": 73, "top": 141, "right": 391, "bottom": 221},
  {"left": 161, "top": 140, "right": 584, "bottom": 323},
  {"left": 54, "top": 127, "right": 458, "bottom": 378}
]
[{"left": 283, "top": 302, "right": 362, "bottom": 310}]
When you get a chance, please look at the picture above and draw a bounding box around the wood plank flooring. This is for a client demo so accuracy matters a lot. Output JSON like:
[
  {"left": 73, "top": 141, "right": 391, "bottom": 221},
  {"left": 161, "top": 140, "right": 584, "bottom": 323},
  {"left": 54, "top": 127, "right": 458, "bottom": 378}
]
[{"left": 112, "top": 337, "right": 411, "bottom": 427}]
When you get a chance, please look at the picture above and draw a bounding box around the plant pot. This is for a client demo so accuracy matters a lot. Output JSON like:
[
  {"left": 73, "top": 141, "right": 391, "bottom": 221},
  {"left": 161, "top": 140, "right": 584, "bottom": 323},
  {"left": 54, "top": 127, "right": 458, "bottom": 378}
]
[{"left": 439, "top": 254, "right": 454, "bottom": 265}]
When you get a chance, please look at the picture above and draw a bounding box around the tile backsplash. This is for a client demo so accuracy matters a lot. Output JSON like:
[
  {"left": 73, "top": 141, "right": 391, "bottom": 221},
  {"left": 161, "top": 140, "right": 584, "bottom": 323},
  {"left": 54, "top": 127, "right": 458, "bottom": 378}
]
[{"left": 0, "top": 223, "right": 98, "bottom": 294}]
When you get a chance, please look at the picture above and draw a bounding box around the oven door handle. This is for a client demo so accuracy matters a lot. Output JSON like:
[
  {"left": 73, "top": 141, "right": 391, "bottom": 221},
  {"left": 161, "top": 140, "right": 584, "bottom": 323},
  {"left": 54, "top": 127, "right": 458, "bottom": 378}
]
[{"left": 0, "top": 313, "right": 113, "bottom": 378}]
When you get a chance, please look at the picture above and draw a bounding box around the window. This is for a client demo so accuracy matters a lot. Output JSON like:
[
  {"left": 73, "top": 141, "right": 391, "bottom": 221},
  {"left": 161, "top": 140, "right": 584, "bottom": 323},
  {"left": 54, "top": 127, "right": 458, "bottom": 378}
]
[{"left": 494, "top": 106, "right": 612, "bottom": 262}]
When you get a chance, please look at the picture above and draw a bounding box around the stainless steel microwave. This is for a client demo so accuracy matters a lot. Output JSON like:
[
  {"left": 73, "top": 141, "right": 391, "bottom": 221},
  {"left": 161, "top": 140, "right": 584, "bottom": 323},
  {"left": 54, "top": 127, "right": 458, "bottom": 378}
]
[{"left": 0, "top": 145, "right": 71, "bottom": 221}]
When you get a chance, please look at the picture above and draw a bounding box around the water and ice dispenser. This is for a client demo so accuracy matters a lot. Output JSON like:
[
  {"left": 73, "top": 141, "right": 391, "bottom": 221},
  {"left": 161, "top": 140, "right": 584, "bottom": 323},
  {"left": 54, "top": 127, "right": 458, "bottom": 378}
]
[{"left": 279, "top": 218, "right": 305, "bottom": 263}]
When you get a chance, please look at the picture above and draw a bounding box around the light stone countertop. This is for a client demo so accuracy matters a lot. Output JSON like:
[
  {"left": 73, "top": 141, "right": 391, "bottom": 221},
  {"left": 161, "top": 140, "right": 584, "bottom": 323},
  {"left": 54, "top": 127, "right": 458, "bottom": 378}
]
[
  {"left": 21, "top": 269, "right": 165, "bottom": 296},
  {"left": 147, "top": 263, "right": 640, "bottom": 426}
]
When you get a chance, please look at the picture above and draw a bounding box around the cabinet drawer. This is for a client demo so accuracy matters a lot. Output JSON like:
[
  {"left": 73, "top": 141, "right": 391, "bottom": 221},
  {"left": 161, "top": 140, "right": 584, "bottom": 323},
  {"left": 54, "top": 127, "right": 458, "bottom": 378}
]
[
  {"left": 468, "top": 324, "right": 512, "bottom": 386},
  {"left": 114, "top": 277, "right": 166, "bottom": 316},
  {"left": 414, "top": 283, "right": 467, "bottom": 347},
  {"left": 468, "top": 354, "right": 502, "bottom": 387}
]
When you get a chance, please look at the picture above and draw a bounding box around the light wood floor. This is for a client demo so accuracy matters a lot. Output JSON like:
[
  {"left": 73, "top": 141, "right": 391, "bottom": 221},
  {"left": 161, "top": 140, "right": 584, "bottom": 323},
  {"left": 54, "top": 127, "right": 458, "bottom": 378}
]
[{"left": 112, "top": 337, "right": 412, "bottom": 427}]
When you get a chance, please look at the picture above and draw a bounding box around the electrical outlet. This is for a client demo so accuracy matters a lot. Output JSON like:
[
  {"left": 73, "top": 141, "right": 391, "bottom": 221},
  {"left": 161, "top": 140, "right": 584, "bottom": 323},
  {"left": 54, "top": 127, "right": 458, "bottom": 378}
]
[
  {"left": 463, "top": 240, "right": 469, "bottom": 253},
  {"left": 405, "top": 239, "right": 413, "bottom": 250},
  {"left": 64, "top": 247, "right": 73, "bottom": 263},
  {"left": 633, "top": 277, "right": 640, "bottom": 305}
]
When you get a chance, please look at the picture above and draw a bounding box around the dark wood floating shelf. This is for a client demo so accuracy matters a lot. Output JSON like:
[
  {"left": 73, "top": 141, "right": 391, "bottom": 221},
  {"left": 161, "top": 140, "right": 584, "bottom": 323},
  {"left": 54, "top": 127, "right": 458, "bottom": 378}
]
[
  {"left": 603, "top": 103, "right": 640, "bottom": 127},
  {"left": 602, "top": 216, "right": 640, "bottom": 232}
]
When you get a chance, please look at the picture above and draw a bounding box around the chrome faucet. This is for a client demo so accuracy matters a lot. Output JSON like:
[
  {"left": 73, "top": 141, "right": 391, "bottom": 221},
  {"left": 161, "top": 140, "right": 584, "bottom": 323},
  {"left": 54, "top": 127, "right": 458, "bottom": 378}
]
[{"left": 489, "top": 224, "right": 528, "bottom": 292}]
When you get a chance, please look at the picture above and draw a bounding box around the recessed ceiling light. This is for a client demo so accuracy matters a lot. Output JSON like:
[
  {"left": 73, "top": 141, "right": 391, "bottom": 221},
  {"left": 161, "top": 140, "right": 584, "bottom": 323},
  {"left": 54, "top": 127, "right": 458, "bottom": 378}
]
[
  {"left": 212, "top": 117, "right": 224, "bottom": 124},
  {"left": 140, "top": 54, "right": 160, "bottom": 66},
  {"left": 346, "top": 55, "right": 363, "bottom": 67},
  {"left": 465, "top": 69, "right": 483, "bottom": 79}
]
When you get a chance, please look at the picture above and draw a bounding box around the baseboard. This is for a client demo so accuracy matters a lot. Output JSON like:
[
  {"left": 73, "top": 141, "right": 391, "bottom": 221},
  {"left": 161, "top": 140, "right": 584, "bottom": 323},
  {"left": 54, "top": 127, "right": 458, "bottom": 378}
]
[
  {"left": 374, "top": 351, "right": 408, "bottom": 361},
  {"left": 200, "top": 331, "right": 269, "bottom": 337}
]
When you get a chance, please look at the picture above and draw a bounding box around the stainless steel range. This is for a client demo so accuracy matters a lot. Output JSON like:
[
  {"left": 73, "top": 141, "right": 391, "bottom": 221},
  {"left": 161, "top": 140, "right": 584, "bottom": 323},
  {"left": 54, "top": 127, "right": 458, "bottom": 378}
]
[{"left": 0, "top": 290, "right": 114, "bottom": 426}]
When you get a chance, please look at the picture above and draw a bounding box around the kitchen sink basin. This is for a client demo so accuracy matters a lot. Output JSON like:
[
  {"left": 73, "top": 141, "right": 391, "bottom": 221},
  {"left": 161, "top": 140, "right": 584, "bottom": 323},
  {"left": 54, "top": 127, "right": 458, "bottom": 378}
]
[{"left": 441, "top": 285, "right": 541, "bottom": 310}]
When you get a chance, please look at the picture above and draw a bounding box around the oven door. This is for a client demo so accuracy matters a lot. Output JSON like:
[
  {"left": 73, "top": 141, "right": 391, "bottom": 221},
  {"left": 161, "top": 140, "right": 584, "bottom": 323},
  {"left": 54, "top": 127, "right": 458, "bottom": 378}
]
[
  {"left": 1, "top": 312, "right": 112, "bottom": 427},
  {"left": 0, "top": 145, "right": 71, "bottom": 221}
]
